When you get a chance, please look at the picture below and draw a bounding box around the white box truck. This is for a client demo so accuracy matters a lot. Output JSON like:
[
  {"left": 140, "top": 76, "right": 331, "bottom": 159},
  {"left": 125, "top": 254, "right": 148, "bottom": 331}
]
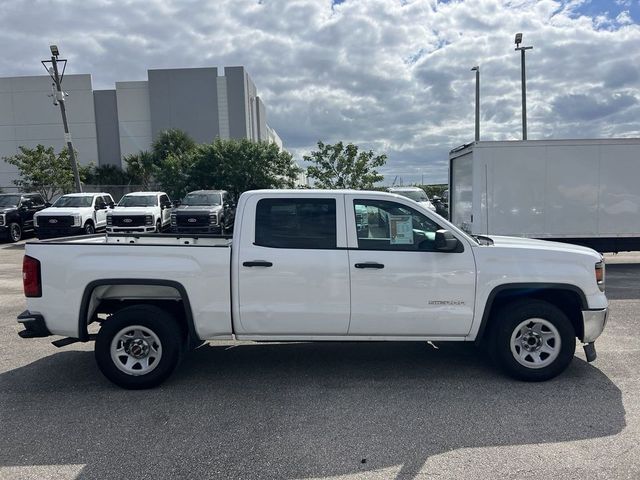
[{"left": 449, "top": 138, "right": 640, "bottom": 252}]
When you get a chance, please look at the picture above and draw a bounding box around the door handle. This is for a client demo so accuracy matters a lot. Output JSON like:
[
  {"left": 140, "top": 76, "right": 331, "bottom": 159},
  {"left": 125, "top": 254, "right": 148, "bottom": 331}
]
[
  {"left": 243, "top": 260, "right": 273, "bottom": 267},
  {"left": 354, "top": 262, "right": 384, "bottom": 269}
]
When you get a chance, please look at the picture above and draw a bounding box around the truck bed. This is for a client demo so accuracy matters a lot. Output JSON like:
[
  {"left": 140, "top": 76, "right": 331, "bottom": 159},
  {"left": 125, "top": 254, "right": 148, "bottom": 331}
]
[{"left": 24, "top": 233, "right": 233, "bottom": 339}]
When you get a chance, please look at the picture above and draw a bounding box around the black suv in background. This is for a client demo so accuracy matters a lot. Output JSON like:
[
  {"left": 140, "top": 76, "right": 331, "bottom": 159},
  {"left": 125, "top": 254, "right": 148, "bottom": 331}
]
[
  {"left": 171, "top": 190, "right": 235, "bottom": 234},
  {"left": 0, "top": 193, "right": 48, "bottom": 242}
]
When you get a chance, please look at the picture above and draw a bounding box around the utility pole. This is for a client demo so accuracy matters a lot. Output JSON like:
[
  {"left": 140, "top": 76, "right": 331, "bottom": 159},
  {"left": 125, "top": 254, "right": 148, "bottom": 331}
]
[
  {"left": 471, "top": 66, "right": 480, "bottom": 142},
  {"left": 42, "top": 45, "right": 82, "bottom": 192},
  {"left": 514, "top": 33, "right": 533, "bottom": 141}
]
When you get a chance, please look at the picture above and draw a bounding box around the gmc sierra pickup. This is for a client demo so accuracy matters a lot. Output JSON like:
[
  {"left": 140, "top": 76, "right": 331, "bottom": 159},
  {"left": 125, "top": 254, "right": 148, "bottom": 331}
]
[{"left": 17, "top": 190, "right": 608, "bottom": 389}]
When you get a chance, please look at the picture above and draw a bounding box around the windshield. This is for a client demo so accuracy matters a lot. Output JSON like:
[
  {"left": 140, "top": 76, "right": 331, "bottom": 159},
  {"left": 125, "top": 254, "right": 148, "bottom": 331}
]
[
  {"left": 182, "top": 193, "right": 221, "bottom": 206},
  {"left": 392, "top": 190, "right": 429, "bottom": 202},
  {"left": 52, "top": 196, "right": 93, "bottom": 208},
  {"left": 118, "top": 195, "right": 157, "bottom": 207},
  {"left": 0, "top": 195, "right": 20, "bottom": 207}
]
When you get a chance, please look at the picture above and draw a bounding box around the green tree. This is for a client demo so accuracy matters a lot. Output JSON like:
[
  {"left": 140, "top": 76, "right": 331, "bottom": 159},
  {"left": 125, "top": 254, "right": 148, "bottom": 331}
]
[
  {"left": 3, "top": 145, "right": 76, "bottom": 201},
  {"left": 186, "top": 139, "right": 300, "bottom": 199},
  {"left": 124, "top": 150, "right": 156, "bottom": 189},
  {"left": 80, "top": 163, "right": 133, "bottom": 185},
  {"left": 153, "top": 130, "right": 198, "bottom": 199},
  {"left": 152, "top": 129, "right": 196, "bottom": 163},
  {"left": 304, "top": 141, "right": 386, "bottom": 189}
]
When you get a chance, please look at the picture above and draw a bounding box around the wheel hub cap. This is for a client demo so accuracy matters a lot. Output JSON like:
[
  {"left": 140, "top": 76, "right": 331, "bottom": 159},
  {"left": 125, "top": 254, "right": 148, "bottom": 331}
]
[
  {"left": 126, "top": 338, "right": 150, "bottom": 358},
  {"left": 521, "top": 330, "right": 543, "bottom": 352}
]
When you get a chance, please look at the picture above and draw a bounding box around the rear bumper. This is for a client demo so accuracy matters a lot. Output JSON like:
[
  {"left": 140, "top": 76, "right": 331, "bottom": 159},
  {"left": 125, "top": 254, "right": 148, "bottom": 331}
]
[
  {"left": 17, "top": 310, "right": 52, "bottom": 338},
  {"left": 582, "top": 307, "right": 609, "bottom": 343}
]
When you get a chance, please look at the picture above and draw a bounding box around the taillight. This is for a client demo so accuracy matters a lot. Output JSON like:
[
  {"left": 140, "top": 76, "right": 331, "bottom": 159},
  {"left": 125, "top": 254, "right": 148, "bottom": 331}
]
[
  {"left": 595, "top": 261, "right": 605, "bottom": 292},
  {"left": 23, "top": 255, "right": 42, "bottom": 297}
]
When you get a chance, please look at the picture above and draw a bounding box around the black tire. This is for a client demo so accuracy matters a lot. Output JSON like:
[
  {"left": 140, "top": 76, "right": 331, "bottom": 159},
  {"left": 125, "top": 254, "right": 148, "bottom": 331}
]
[
  {"left": 95, "top": 305, "right": 183, "bottom": 389},
  {"left": 84, "top": 221, "right": 95, "bottom": 235},
  {"left": 9, "top": 222, "right": 22, "bottom": 242},
  {"left": 489, "top": 299, "right": 576, "bottom": 382},
  {"left": 155, "top": 219, "right": 162, "bottom": 233}
]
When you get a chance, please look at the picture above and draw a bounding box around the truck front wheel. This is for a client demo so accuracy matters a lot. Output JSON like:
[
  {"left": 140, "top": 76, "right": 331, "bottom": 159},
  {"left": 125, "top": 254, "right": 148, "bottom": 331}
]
[
  {"left": 490, "top": 299, "right": 576, "bottom": 381},
  {"left": 95, "top": 305, "right": 182, "bottom": 389},
  {"left": 9, "top": 222, "right": 22, "bottom": 242}
]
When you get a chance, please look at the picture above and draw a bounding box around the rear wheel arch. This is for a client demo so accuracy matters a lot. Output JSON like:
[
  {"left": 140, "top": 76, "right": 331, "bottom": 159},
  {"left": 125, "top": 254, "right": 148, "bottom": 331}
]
[
  {"left": 78, "top": 279, "right": 199, "bottom": 343},
  {"left": 476, "top": 283, "right": 587, "bottom": 345}
]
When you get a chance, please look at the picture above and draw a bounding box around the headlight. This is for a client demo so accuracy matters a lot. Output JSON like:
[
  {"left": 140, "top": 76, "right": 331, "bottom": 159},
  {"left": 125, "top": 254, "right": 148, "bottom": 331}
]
[
  {"left": 1, "top": 214, "right": 8, "bottom": 226},
  {"left": 209, "top": 213, "right": 218, "bottom": 225},
  {"left": 595, "top": 261, "right": 605, "bottom": 292},
  {"left": 73, "top": 215, "right": 81, "bottom": 226},
  {"left": 170, "top": 213, "right": 176, "bottom": 226},
  {"left": 145, "top": 215, "right": 154, "bottom": 226},
  {"left": 33, "top": 215, "right": 38, "bottom": 227},
  {"left": 107, "top": 215, "right": 112, "bottom": 226}
]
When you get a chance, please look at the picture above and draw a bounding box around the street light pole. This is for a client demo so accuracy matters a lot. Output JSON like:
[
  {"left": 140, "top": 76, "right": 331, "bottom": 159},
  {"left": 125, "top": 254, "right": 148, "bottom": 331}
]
[
  {"left": 471, "top": 66, "right": 480, "bottom": 142},
  {"left": 514, "top": 33, "right": 533, "bottom": 141},
  {"left": 42, "top": 45, "right": 82, "bottom": 192}
]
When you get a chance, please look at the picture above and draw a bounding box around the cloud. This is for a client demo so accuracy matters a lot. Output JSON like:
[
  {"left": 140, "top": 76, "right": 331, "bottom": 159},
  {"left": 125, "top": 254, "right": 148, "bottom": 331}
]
[{"left": 1, "top": 0, "right": 639, "bottom": 184}]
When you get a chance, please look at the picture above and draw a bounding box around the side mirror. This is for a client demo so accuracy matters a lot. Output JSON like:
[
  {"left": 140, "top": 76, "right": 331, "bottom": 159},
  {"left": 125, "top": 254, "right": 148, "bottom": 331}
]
[
  {"left": 434, "top": 229, "right": 459, "bottom": 252},
  {"left": 172, "top": 200, "right": 181, "bottom": 208},
  {"left": 108, "top": 202, "right": 115, "bottom": 209}
]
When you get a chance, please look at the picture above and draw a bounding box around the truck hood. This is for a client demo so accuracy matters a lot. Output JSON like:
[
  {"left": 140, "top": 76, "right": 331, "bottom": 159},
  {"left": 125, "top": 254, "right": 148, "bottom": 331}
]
[
  {"left": 36, "top": 207, "right": 90, "bottom": 216},
  {"left": 486, "top": 235, "right": 602, "bottom": 260},
  {"left": 0, "top": 208, "right": 17, "bottom": 215},
  {"left": 110, "top": 207, "right": 156, "bottom": 216},
  {"left": 175, "top": 205, "right": 222, "bottom": 213}
]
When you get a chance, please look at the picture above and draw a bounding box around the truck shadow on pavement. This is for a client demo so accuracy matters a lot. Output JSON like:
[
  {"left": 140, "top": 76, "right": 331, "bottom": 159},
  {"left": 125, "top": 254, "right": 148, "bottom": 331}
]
[{"left": 0, "top": 342, "right": 625, "bottom": 479}]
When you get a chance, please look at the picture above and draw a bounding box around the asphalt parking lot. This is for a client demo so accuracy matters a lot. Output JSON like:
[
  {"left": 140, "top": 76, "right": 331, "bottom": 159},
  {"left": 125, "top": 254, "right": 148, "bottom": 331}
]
[{"left": 1, "top": 241, "right": 639, "bottom": 479}]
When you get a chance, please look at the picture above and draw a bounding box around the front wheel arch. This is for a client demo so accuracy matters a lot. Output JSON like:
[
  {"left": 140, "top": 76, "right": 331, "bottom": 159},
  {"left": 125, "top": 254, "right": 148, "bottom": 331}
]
[{"left": 476, "top": 284, "right": 587, "bottom": 346}]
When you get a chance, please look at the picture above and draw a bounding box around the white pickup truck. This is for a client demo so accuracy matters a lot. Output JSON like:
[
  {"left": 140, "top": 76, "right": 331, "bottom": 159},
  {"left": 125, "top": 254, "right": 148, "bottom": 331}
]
[{"left": 17, "top": 190, "right": 608, "bottom": 389}]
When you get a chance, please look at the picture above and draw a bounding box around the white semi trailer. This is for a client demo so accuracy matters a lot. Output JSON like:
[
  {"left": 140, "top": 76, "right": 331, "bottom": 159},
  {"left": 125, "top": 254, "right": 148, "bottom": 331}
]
[{"left": 449, "top": 138, "right": 640, "bottom": 252}]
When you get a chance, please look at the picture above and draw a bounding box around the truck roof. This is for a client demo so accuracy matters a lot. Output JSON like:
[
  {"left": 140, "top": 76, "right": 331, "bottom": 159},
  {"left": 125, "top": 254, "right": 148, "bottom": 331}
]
[
  {"left": 61, "top": 192, "right": 111, "bottom": 197},
  {"left": 123, "top": 191, "right": 166, "bottom": 196}
]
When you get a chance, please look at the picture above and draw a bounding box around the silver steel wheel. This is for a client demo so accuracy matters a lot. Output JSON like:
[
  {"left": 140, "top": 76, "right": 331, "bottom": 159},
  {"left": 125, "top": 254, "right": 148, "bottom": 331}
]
[
  {"left": 110, "top": 325, "right": 163, "bottom": 376},
  {"left": 510, "top": 318, "right": 561, "bottom": 369}
]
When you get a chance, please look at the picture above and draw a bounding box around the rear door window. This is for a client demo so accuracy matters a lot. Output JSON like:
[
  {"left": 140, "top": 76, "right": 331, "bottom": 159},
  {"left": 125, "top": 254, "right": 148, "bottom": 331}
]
[{"left": 255, "top": 198, "right": 337, "bottom": 249}]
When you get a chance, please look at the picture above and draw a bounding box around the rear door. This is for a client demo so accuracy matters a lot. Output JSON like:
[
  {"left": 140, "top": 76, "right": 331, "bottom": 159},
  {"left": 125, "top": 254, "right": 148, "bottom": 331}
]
[
  {"left": 345, "top": 194, "right": 476, "bottom": 337},
  {"left": 235, "top": 194, "right": 350, "bottom": 336}
]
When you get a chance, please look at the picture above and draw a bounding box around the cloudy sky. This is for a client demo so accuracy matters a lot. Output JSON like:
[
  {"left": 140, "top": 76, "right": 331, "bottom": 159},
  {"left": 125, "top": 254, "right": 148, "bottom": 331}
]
[{"left": 2, "top": 0, "right": 639, "bottom": 183}]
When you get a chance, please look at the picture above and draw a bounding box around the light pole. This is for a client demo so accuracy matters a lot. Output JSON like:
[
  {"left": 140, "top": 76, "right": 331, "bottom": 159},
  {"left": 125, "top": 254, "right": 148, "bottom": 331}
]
[
  {"left": 515, "top": 33, "right": 533, "bottom": 140},
  {"left": 42, "top": 45, "right": 82, "bottom": 192},
  {"left": 471, "top": 66, "right": 480, "bottom": 142}
]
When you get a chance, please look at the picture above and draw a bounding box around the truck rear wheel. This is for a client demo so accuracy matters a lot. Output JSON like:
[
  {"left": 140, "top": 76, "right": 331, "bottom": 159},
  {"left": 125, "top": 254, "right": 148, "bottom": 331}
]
[
  {"left": 490, "top": 299, "right": 576, "bottom": 381},
  {"left": 95, "top": 305, "right": 182, "bottom": 389}
]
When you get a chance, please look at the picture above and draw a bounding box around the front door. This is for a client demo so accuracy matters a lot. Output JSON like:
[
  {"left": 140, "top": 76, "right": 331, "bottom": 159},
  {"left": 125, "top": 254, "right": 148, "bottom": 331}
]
[
  {"left": 94, "top": 196, "right": 108, "bottom": 227},
  {"left": 345, "top": 196, "right": 476, "bottom": 337},
  {"left": 236, "top": 195, "right": 350, "bottom": 336}
]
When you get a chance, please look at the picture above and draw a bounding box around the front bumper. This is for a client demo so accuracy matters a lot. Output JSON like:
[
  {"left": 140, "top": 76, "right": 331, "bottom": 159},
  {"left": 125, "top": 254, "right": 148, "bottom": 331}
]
[
  {"left": 107, "top": 226, "right": 156, "bottom": 233},
  {"left": 36, "top": 226, "right": 83, "bottom": 239},
  {"left": 17, "top": 310, "right": 51, "bottom": 338},
  {"left": 582, "top": 307, "right": 609, "bottom": 343}
]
